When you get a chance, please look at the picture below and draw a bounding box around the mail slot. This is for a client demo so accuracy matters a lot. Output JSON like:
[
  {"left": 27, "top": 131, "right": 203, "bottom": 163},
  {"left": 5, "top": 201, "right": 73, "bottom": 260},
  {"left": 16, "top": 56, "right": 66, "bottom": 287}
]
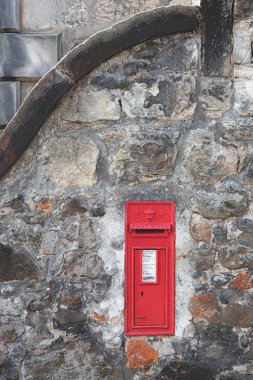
[{"left": 125, "top": 201, "right": 175, "bottom": 336}]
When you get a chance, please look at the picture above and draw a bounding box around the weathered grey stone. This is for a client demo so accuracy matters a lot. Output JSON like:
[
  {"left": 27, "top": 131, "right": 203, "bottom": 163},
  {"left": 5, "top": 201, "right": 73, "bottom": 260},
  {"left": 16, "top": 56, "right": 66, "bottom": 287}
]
[
  {"left": 0, "top": 298, "right": 23, "bottom": 316},
  {"left": 199, "top": 78, "right": 232, "bottom": 118},
  {"left": 211, "top": 274, "right": 233, "bottom": 288},
  {"left": 132, "top": 34, "right": 199, "bottom": 73},
  {"left": 233, "top": 20, "right": 253, "bottom": 65},
  {"left": 235, "top": 79, "right": 253, "bottom": 116},
  {"left": 26, "top": 312, "right": 49, "bottom": 334},
  {"left": 0, "top": 324, "right": 24, "bottom": 344},
  {"left": 121, "top": 74, "right": 196, "bottom": 119},
  {"left": 23, "top": 340, "right": 122, "bottom": 380},
  {"left": 0, "top": 243, "right": 39, "bottom": 281},
  {"left": 182, "top": 130, "right": 238, "bottom": 184},
  {"left": 240, "top": 334, "right": 250, "bottom": 349},
  {"left": 109, "top": 131, "right": 179, "bottom": 184},
  {"left": 238, "top": 232, "right": 253, "bottom": 247},
  {"left": 221, "top": 304, "right": 253, "bottom": 328},
  {"left": 190, "top": 214, "right": 212, "bottom": 242},
  {"left": 0, "top": 363, "right": 19, "bottom": 380},
  {"left": 195, "top": 324, "right": 243, "bottom": 372},
  {"left": 235, "top": 0, "right": 253, "bottom": 18},
  {"left": 61, "top": 89, "right": 121, "bottom": 122},
  {"left": 61, "top": 198, "right": 87, "bottom": 217},
  {"left": 90, "top": 72, "right": 127, "bottom": 89},
  {"left": 155, "top": 361, "right": 214, "bottom": 380},
  {"left": 236, "top": 217, "right": 253, "bottom": 232},
  {"left": 243, "top": 157, "right": 253, "bottom": 184},
  {"left": 53, "top": 308, "right": 87, "bottom": 329},
  {"left": 212, "top": 225, "right": 228, "bottom": 245},
  {"left": 38, "top": 136, "right": 99, "bottom": 189},
  {"left": 193, "top": 191, "right": 249, "bottom": 219},
  {"left": 218, "top": 245, "right": 253, "bottom": 270},
  {"left": 188, "top": 247, "right": 215, "bottom": 272}
]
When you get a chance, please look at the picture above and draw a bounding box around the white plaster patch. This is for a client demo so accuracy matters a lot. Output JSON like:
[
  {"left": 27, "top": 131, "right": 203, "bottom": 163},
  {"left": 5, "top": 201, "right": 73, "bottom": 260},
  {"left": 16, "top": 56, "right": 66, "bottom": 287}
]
[
  {"left": 176, "top": 209, "right": 195, "bottom": 257},
  {"left": 96, "top": 209, "right": 125, "bottom": 348},
  {"left": 175, "top": 259, "right": 195, "bottom": 338}
]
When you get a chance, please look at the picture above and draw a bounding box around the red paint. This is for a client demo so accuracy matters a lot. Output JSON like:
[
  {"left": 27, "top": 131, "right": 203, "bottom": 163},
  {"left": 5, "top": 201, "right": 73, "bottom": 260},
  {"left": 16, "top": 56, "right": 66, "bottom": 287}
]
[{"left": 125, "top": 201, "right": 175, "bottom": 336}]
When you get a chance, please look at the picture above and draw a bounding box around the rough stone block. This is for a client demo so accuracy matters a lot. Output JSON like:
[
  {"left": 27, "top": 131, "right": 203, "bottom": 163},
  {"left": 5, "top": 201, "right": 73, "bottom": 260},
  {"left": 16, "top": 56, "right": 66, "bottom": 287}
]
[
  {"left": 228, "top": 272, "right": 253, "bottom": 290},
  {"left": 125, "top": 338, "right": 158, "bottom": 368},
  {"left": 235, "top": 79, "right": 253, "bottom": 116},
  {"left": 221, "top": 304, "right": 253, "bottom": 327},
  {"left": 235, "top": 0, "right": 253, "bottom": 19},
  {"left": 193, "top": 191, "right": 249, "bottom": 219},
  {"left": 155, "top": 362, "right": 213, "bottom": 380},
  {"left": 190, "top": 213, "right": 212, "bottom": 242},
  {"left": 121, "top": 74, "right": 196, "bottom": 119},
  {"left": 109, "top": 131, "right": 179, "bottom": 184},
  {"left": 188, "top": 247, "right": 215, "bottom": 272},
  {"left": 211, "top": 274, "right": 232, "bottom": 288},
  {"left": 38, "top": 136, "right": 99, "bottom": 189},
  {"left": 61, "top": 89, "right": 121, "bottom": 122},
  {"left": 182, "top": 130, "right": 238, "bottom": 184},
  {"left": 218, "top": 244, "right": 253, "bottom": 270},
  {"left": 234, "top": 20, "right": 253, "bottom": 65},
  {"left": 189, "top": 293, "right": 220, "bottom": 324},
  {"left": 199, "top": 78, "right": 232, "bottom": 119},
  {"left": 194, "top": 324, "right": 243, "bottom": 372},
  {"left": 0, "top": 243, "right": 39, "bottom": 281},
  {"left": 132, "top": 34, "right": 199, "bottom": 73}
]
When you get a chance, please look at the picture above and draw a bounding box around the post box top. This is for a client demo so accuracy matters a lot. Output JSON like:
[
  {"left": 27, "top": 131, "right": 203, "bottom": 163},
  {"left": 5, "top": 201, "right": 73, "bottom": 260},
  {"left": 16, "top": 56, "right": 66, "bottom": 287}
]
[{"left": 125, "top": 201, "right": 175, "bottom": 226}]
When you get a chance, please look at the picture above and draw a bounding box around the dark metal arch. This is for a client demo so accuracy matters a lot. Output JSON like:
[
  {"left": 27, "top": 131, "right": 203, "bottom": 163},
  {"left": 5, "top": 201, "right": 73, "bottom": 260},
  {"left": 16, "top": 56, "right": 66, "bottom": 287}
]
[{"left": 0, "top": 6, "right": 201, "bottom": 178}]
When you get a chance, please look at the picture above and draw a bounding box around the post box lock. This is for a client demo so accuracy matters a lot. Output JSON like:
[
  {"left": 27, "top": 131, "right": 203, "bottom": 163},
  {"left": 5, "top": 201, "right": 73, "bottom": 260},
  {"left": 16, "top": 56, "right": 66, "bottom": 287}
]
[{"left": 125, "top": 201, "right": 175, "bottom": 336}]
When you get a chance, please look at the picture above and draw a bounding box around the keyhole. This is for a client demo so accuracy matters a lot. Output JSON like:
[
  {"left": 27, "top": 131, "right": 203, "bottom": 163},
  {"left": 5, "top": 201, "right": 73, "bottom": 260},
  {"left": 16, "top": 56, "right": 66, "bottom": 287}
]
[{"left": 141, "top": 291, "right": 144, "bottom": 296}]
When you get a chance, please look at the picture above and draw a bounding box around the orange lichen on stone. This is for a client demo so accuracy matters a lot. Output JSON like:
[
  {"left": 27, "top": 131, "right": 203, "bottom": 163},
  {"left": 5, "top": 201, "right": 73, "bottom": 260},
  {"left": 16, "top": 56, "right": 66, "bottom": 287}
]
[
  {"left": 228, "top": 272, "right": 253, "bottom": 290},
  {"left": 36, "top": 200, "right": 52, "bottom": 213},
  {"left": 125, "top": 338, "right": 158, "bottom": 368},
  {"left": 189, "top": 293, "right": 220, "bottom": 324},
  {"left": 91, "top": 311, "right": 108, "bottom": 324}
]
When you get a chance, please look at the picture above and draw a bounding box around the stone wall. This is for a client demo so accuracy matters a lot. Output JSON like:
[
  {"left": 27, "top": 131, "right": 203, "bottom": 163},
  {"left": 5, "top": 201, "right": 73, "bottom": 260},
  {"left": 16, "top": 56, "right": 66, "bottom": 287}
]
[
  {"left": 0, "top": 2, "right": 253, "bottom": 380},
  {"left": 20, "top": 0, "right": 200, "bottom": 103}
]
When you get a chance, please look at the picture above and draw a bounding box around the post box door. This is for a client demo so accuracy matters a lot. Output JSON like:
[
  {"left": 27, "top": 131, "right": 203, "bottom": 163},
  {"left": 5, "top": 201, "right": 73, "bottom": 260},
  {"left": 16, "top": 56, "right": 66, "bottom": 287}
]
[{"left": 134, "top": 248, "right": 167, "bottom": 327}]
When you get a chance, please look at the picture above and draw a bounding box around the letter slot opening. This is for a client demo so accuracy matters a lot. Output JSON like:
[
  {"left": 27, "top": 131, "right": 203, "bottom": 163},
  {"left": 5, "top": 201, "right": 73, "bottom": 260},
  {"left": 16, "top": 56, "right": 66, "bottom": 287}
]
[{"left": 136, "top": 229, "right": 165, "bottom": 234}]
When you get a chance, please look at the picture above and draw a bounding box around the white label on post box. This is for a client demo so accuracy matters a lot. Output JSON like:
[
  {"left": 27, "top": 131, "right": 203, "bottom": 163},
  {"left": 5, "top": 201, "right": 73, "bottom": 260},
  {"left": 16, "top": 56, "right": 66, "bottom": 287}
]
[{"left": 142, "top": 250, "right": 157, "bottom": 282}]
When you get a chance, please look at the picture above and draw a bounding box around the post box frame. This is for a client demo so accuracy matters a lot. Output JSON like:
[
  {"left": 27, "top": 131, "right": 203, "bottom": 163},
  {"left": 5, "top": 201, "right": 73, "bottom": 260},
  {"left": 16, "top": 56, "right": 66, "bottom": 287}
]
[{"left": 125, "top": 200, "right": 175, "bottom": 336}]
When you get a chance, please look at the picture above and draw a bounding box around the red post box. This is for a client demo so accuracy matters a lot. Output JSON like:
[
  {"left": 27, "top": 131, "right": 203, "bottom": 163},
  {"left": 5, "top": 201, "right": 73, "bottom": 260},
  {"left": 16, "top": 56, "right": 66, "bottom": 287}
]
[{"left": 125, "top": 201, "right": 175, "bottom": 336}]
